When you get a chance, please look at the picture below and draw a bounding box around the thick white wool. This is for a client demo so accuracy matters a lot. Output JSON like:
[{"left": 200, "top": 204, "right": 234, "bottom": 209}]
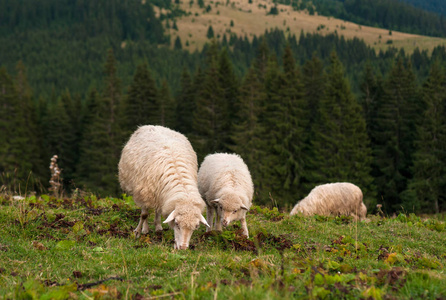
[
  {"left": 198, "top": 153, "right": 253, "bottom": 209},
  {"left": 119, "top": 125, "right": 205, "bottom": 225},
  {"left": 290, "top": 182, "right": 367, "bottom": 220},
  {"left": 198, "top": 153, "right": 254, "bottom": 235}
]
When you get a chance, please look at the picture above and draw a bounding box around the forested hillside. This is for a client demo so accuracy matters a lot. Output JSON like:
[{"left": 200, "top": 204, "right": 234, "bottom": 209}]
[{"left": 1, "top": 0, "right": 446, "bottom": 214}]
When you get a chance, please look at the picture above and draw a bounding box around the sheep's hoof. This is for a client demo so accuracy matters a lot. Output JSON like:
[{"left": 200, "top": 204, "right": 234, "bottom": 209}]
[
  {"left": 155, "top": 226, "right": 163, "bottom": 232},
  {"left": 133, "top": 229, "right": 141, "bottom": 239}
]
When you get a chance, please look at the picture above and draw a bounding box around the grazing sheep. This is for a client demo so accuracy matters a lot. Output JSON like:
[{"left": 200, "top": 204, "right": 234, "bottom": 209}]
[
  {"left": 118, "top": 125, "right": 209, "bottom": 249},
  {"left": 290, "top": 182, "right": 367, "bottom": 220},
  {"left": 198, "top": 153, "right": 254, "bottom": 237}
]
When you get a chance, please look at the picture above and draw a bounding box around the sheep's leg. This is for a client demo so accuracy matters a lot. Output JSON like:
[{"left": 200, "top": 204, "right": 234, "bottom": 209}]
[
  {"left": 206, "top": 205, "right": 214, "bottom": 232},
  {"left": 240, "top": 218, "right": 249, "bottom": 238},
  {"left": 134, "top": 208, "right": 149, "bottom": 238},
  {"left": 215, "top": 208, "right": 222, "bottom": 232},
  {"left": 154, "top": 210, "right": 163, "bottom": 232}
]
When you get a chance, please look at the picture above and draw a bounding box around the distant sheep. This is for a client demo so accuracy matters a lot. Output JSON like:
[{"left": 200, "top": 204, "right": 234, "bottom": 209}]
[
  {"left": 118, "top": 125, "right": 209, "bottom": 249},
  {"left": 198, "top": 153, "right": 254, "bottom": 237},
  {"left": 290, "top": 182, "right": 367, "bottom": 220}
]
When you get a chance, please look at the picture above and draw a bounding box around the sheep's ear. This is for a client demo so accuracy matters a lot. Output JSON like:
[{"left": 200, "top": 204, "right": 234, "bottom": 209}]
[
  {"left": 199, "top": 214, "right": 210, "bottom": 228},
  {"left": 210, "top": 199, "right": 220, "bottom": 204},
  {"left": 163, "top": 210, "right": 176, "bottom": 223},
  {"left": 240, "top": 204, "right": 248, "bottom": 210}
]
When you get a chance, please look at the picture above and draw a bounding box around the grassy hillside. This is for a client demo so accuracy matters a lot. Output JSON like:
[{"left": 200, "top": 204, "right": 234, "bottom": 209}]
[
  {"left": 163, "top": 0, "right": 446, "bottom": 53},
  {"left": 1, "top": 194, "right": 445, "bottom": 299}
]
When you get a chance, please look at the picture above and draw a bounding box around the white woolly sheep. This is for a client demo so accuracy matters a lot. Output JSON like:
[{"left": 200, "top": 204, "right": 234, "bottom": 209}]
[
  {"left": 118, "top": 125, "right": 209, "bottom": 249},
  {"left": 290, "top": 182, "right": 367, "bottom": 220},
  {"left": 198, "top": 153, "right": 254, "bottom": 237}
]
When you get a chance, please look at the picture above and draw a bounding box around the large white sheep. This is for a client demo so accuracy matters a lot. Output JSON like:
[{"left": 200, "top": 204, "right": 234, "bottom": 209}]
[
  {"left": 290, "top": 182, "right": 367, "bottom": 220},
  {"left": 198, "top": 153, "right": 254, "bottom": 237},
  {"left": 118, "top": 125, "right": 209, "bottom": 250}
]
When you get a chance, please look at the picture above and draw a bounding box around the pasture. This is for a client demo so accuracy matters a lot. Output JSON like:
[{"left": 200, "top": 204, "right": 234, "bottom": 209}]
[
  {"left": 0, "top": 194, "right": 445, "bottom": 299},
  {"left": 164, "top": 0, "right": 446, "bottom": 53}
]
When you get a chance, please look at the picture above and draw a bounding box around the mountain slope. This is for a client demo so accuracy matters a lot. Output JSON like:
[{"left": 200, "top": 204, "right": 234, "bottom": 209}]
[{"left": 162, "top": 0, "right": 446, "bottom": 53}]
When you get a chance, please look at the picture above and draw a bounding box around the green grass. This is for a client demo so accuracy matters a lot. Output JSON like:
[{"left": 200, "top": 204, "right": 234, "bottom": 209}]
[{"left": 0, "top": 194, "right": 445, "bottom": 299}]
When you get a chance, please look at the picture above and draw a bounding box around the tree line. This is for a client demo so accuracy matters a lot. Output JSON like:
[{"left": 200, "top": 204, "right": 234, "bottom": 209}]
[{"left": 1, "top": 37, "right": 445, "bottom": 214}]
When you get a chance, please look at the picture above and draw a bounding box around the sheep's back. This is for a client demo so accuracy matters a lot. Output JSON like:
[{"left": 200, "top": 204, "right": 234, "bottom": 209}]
[
  {"left": 119, "top": 126, "right": 198, "bottom": 208},
  {"left": 198, "top": 153, "right": 253, "bottom": 204},
  {"left": 298, "top": 182, "right": 363, "bottom": 216}
]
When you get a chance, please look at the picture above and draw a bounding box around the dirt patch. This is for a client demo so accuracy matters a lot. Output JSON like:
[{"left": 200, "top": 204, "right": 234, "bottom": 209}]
[
  {"left": 97, "top": 223, "right": 129, "bottom": 238},
  {"left": 36, "top": 213, "right": 75, "bottom": 230},
  {"left": 254, "top": 232, "right": 293, "bottom": 251},
  {"left": 197, "top": 230, "right": 257, "bottom": 253},
  {"left": 196, "top": 230, "right": 293, "bottom": 253},
  {"left": 84, "top": 208, "right": 107, "bottom": 216}
]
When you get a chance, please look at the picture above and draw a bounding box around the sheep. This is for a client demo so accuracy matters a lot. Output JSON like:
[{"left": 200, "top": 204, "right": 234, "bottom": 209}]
[
  {"left": 290, "top": 182, "right": 367, "bottom": 220},
  {"left": 118, "top": 125, "right": 209, "bottom": 250},
  {"left": 198, "top": 153, "right": 254, "bottom": 237}
]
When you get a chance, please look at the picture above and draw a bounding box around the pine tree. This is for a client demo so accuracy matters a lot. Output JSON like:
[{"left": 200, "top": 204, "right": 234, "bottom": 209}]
[
  {"left": 257, "top": 44, "right": 309, "bottom": 205},
  {"left": 253, "top": 38, "right": 270, "bottom": 83},
  {"left": 218, "top": 48, "right": 239, "bottom": 147},
  {"left": 56, "top": 90, "right": 80, "bottom": 185},
  {"left": 300, "top": 54, "right": 325, "bottom": 192},
  {"left": 206, "top": 26, "right": 215, "bottom": 39},
  {"left": 76, "top": 50, "right": 122, "bottom": 196},
  {"left": 309, "top": 52, "right": 374, "bottom": 205},
  {"left": 230, "top": 66, "right": 265, "bottom": 199},
  {"left": 359, "top": 62, "right": 382, "bottom": 139},
  {"left": 174, "top": 36, "right": 182, "bottom": 50},
  {"left": 372, "top": 57, "right": 420, "bottom": 211},
  {"left": 158, "top": 79, "right": 176, "bottom": 128},
  {"left": 192, "top": 41, "right": 227, "bottom": 161},
  {"left": 302, "top": 54, "right": 325, "bottom": 134},
  {"left": 176, "top": 68, "right": 196, "bottom": 134},
  {"left": 14, "top": 61, "right": 46, "bottom": 185},
  {"left": 120, "top": 62, "right": 158, "bottom": 137},
  {"left": 402, "top": 63, "right": 446, "bottom": 213},
  {"left": 0, "top": 67, "right": 35, "bottom": 192},
  {"left": 76, "top": 91, "right": 117, "bottom": 196}
]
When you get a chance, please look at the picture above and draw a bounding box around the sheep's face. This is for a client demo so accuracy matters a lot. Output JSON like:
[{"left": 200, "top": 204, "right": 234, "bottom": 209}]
[
  {"left": 163, "top": 209, "right": 209, "bottom": 250},
  {"left": 212, "top": 196, "right": 248, "bottom": 227}
]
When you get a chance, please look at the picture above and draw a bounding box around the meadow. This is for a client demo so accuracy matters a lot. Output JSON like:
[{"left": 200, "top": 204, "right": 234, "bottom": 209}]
[
  {"left": 166, "top": 0, "right": 446, "bottom": 53},
  {"left": 0, "top": 193, "right": 445, "bottom": 299}
]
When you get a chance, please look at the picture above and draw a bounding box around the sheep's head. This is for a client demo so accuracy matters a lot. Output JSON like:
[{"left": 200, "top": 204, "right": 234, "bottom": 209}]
[
  {"left": 163, "top": 207, "right": 209, "bottom": 250},
  {"left": 211, "top": 195, "right": 248, "bottom": 227}
]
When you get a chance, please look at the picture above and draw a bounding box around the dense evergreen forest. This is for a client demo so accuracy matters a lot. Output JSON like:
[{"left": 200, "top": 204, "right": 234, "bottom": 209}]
[
  {"left": 1, "top": 0, "right": 446, "bottom": 214},
  {"left": 279, "top": 0, "right": 446, "bottom": 37},
  {"left": 399, "top": 0, "right": 446, "bottom": 17}
]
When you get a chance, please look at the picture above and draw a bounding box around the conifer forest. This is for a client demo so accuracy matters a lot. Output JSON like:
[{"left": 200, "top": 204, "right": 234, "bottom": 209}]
[{"left": 1, "top": 0, "right": 446, "bottom": 215}]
